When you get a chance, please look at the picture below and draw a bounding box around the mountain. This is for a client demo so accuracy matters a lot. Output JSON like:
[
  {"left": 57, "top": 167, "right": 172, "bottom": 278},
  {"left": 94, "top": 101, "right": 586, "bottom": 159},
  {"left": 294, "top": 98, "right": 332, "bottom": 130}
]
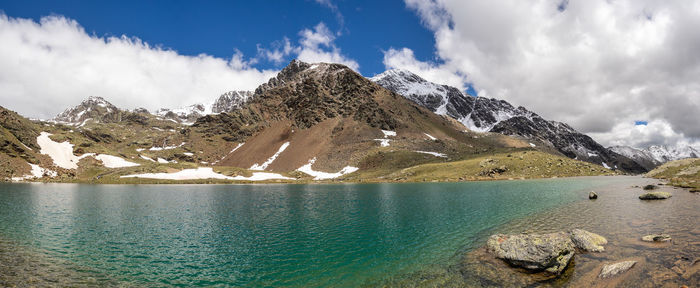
[
  {"left": 610, "top": 144, "right": 699, "bottom": 170},
  {"left": 154, "top": 103, "right": 209, "bottom": 124},
  {"left": 211, "top": 91, "right": 253, "bottom": 113},
  {"left": 190, "top": 60, "right": 510, "bottom": 173},
  {"left": 53, "top": 96, "right": 123, "bottom": 125},
  {"left": 371, "top": 69, "right": 647, "bottom": 173}
]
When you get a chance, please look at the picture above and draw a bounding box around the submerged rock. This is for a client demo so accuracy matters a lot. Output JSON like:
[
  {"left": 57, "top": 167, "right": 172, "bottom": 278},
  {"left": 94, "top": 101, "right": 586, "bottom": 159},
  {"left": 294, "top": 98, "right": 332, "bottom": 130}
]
[
  {"left": 486, "top": 232, "right": 575, "bottom": 275},
  {"left": 639, "top": 192, "right": 672, "bottom": 200},
  {"left": 589, "top": 191, "right": 598, "bottom": 199},
  {"left": 570, "top": 229, "right": 607, "bottom": 252},
  {"left": 599, "top": 260, "right": 636, "bottom": 278},
  {"left": 641, "top": 234, "right": 672, "bottom": 242}
]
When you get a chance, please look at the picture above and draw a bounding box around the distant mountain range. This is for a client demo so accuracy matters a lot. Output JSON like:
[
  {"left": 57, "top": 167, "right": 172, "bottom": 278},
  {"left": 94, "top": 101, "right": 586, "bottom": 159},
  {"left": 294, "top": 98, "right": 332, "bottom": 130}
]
[
  {"left": 609, "top": 144, "right": 700, "bottom": 170},
  {"left": 371, "top": 69, "right": 648, "bottom": 173}
]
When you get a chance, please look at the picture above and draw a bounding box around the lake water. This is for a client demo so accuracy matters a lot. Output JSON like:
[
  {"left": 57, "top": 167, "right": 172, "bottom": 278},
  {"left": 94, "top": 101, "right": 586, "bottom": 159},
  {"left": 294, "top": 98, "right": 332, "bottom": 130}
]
[{"left": 0, "top": 176, "right": 685, "bottom": 287}]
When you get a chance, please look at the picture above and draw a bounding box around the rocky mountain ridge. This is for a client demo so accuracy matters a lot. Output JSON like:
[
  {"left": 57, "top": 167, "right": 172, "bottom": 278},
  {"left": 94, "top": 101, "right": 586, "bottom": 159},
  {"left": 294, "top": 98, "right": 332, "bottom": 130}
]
[
  {"left": 371, "top": 69, "right": 647, "bottom": 173},
  {"left": 610, "top": 144, "right": 699, "bottom": 170}
]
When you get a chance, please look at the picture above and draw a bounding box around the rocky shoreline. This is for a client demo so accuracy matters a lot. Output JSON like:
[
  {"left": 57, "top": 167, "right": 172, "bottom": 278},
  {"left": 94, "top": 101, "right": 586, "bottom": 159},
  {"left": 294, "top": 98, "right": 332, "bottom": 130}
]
[{"left": 377, "top": 177, "right": 699, "bottom": 287}]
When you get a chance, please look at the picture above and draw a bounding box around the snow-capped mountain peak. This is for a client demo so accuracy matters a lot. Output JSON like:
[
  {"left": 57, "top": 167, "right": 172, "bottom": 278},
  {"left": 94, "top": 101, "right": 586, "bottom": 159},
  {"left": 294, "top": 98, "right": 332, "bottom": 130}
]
[
  {"left": 53, "top": 96, "right": 121, "bottom": 124},
  {"left": 211, "top": 91, "right": 253, "bottom": 113}
]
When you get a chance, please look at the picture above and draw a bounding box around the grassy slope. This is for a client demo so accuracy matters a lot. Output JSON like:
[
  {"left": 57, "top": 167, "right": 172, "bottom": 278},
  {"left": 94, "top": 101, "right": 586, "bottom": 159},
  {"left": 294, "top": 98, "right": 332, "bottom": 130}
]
[{"left": 646, "top": 158, "right": 700, "bottom": 192}]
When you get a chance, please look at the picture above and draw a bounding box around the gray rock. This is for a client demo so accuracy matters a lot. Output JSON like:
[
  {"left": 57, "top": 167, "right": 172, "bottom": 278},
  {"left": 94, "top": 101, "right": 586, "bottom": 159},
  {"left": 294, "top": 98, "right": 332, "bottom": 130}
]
[
  {"left": 487, "top": 232, "right": 575, "bottom": 275},
  {"left": 641, "top": 234, "right": 671, "bottom": 242},
  {"left": 570, "top": 229, "right": 607, "bottom": 252},
  {"left": 589, "top": 191, "right": 598, "bottom": 199},
  {"left": 639, "top": 191, "right": 672, "bottom": 200},
  {"left": 599, "top": 260, "right": 636, "bottom": 278}
]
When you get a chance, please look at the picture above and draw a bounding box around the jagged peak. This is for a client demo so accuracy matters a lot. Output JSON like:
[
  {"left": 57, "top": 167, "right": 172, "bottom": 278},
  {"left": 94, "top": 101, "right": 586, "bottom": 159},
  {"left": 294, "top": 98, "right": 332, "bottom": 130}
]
[{"left": 255, "top": 59, "right": 358, "bottom": 95}]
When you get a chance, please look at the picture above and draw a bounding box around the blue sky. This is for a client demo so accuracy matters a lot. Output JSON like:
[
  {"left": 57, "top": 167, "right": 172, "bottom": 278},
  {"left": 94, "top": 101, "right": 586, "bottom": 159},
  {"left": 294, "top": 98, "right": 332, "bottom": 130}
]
[{"left": 0, "top": 0, "right": 436, "bottom": 76}]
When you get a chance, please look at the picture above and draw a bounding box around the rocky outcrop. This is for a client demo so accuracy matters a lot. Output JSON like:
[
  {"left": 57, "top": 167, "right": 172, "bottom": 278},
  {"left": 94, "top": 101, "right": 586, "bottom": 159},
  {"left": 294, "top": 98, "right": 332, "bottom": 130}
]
[
  {"left": 570, "top": 229, "right": 607, "bottom": 252},
  {"left": 639, "top": 192, "right": 672, "bottom": 200},
  {"left": 641, "top": 234, "right": 671, "bottom": 242},
  {"left": 211, "top": 91, "right": 253, "bottom": 113},
  {"left": 599, "top": 260, "right": 637, "bottom": 278},
  {"left": 486, "top": 232, "right": 575, "bottom": 274}
]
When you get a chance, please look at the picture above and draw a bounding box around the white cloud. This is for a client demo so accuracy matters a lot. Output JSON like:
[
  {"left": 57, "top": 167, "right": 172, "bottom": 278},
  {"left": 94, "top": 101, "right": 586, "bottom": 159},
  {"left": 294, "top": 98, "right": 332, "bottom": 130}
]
[
  {"left": 395, "top": 0, "right": 700, "bottom": 147},
  {"left": 0, "top": 14, "right": 278, "bottom": 119},
  {"left": 381, "top": 47, "right": 467, "bottom": 91},
  {"left": 257, "top": 22, "right": 359, "bottom": 71},
  {"left": 590, "top": 119, "right": 700, "bottom": 149}
]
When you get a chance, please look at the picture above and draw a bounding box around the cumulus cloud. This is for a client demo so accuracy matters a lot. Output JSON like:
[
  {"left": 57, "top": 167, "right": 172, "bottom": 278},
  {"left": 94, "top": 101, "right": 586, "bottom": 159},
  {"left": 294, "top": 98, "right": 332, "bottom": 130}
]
[
  {"left": 393, "top": 0, "right": 700, "bottom": 147},
  {"left": 590, "top": 119, "right": 700, "bottom": 149},
  {"left": 257, "top": 22, "right": 359, "bottom": 71},
  {"left": 0, "top": 14, "right": 277, "bottom": 119}
]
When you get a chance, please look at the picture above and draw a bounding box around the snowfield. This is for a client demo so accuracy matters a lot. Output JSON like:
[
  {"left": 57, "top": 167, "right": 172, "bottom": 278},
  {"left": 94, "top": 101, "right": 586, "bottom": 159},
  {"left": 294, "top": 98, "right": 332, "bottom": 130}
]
[
  {"left": 121, "top": 168, "right": 232, "bottom": 180},
  {"left": 94, "top": 154, "right": 140, "bottom": 168},
  {"left": 381, "top": 130, "right": 397, "bottom": 137},
  {"left": 232, "top": 172, "right": 294, "bottom": 181},
  {"left": 296, "top": 158, "right": 359, "bottom": 180},
  {"left": 374, "top": 139, "right": 391, "bottom": 147},
  {"left": 37, "top": 132, "right": 81, "bottom": 169},
  {"left": 250, "top": 142, "right": 290, "bottom": 171}
]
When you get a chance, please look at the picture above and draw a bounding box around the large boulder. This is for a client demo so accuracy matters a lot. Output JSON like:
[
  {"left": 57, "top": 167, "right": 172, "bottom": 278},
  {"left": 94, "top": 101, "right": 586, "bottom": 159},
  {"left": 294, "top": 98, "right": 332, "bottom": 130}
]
[
  {"left": 599, "top": 260, "right": 636, "bottom": 278},
  {"left": 487, "top": 232, "right": 575, "bottom": 274},
  {"left": 639, "top": 192, "right": 672, "bottom": 200},
  {"left": 570, "top": 229, "right": 607, "bottom": 252},
  {"left": 589, "top": 191, "right": 598, "bottom": 199}
]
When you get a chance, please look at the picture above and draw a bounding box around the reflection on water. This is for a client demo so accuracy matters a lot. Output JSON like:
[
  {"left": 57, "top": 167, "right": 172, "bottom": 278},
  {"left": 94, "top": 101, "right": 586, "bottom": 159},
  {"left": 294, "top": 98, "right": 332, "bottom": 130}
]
[{"left": 0, "top": 177, "right": 691, "bottom": 287}]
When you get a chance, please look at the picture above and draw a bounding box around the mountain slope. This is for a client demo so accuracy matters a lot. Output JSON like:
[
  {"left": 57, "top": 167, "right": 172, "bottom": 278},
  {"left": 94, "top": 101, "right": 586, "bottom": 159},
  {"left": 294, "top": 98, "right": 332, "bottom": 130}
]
[
  {"left": 371, "top": 69, "right": 646, "bottom": 173},
  {"left": 191, "top": 60, "right": 520, "bottom": 173},
  {"left": 54, "top": 96, "right": 123, "bottom": 125}
]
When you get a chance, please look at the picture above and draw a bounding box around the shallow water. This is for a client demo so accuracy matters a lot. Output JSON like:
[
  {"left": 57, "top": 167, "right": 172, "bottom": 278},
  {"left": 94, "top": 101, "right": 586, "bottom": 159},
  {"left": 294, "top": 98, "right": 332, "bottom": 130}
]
[{"left": 0, "top": 177, "right": 686, "bottom": 287}]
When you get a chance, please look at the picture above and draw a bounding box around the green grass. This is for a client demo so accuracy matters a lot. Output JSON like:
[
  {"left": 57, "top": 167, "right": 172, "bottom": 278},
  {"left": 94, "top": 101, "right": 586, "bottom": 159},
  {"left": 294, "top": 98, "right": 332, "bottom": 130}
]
[{"left": 646, "top": 158, "right": 700, "bottom": 192}]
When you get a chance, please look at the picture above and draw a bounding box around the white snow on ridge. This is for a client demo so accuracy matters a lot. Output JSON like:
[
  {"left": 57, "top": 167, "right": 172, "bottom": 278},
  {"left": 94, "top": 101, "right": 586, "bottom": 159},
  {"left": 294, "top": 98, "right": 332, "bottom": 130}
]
[
  {"left": 94, "top": 155, "right": 140, "bottom": 168},
  {"left": 37, "top": 132, "right": 81, "bottom": 169},
  {"left": 296, "top": 158, "right": 359, "bottom": 180},
  {"left": 250, "top": 142, "right": 290, "bottom": 171},
  {"left": 121, "top": 167, "right": 232, "bottom": 180},
  {"left": 415, "top": 151, "right": 447, "bottom": 158},
  {"left": 424, "top": 133, "right": 437, "bottom": 140},
  {"left": 382, "top": 130, "right": 397, "bottom": 137},
  {"left": 602, "top": 162, "right": 611, "bottom": 169}
]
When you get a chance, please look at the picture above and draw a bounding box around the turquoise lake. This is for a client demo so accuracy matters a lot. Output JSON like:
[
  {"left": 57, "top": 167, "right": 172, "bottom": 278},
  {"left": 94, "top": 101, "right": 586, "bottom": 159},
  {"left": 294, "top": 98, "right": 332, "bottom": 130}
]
[{"left": 0, "top": 177, "right": 638, "bottom": 287}]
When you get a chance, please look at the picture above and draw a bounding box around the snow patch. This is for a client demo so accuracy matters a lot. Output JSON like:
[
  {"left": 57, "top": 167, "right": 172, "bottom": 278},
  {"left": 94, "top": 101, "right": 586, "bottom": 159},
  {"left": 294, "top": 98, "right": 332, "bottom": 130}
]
[
  {"left": 424, "top": 133, "right": 437, "bottom": 140},
  {"left": 149, "top": 142, "right": 185, "bottom": 151},
  {"left": 374, "top": 139, "right": 391, "bottom": 147},
  {"left": 183, "top": 152, "right": 194, "bottom": 156},
  {"left": 296, "top": 158, "right": 359, "bottom": 180},
  {"left": 157, "top": 158, "right": 169, "bottom": 164},
  {"left": 529, "top": 143, "right": 536, "bottom": 147},
  {"left": 415, "top": 151, "right": 447, "bottom": 158},
  {"left": 382, "top": 130, "right": 396, "bottom": 137},
  {"left": 94, "top": 155, "right": 140, "bottom": 168},
  {"left": 250, "top": 142, "right": 290, "bottom": 171},
  {"left": 140, "top": 155, "right": 155, "bottom": 162},
  {"left": 11, "top": 163, "right": 56, "bottom": 181},
  {"left": 37, "top": 132, "right": 81, "bottom": 169},
  {"left": 602, "top": 162, "right": 611, "bottom": 169},
  {"left": 121, "top": 167, "right": 233, "bottom": 180},
  {"left": 232, "top": 172, "right": 294, "bottom": 181}
]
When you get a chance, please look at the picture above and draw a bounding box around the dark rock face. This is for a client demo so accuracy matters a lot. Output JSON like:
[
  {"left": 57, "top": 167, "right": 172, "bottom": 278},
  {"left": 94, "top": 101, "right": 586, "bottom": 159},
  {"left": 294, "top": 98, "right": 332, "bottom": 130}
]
[
  {"left": 54, "top": 96, "right": 122, "bottom": 124},
  {"left": 211, "top": 91, "right": 253, "bottom": 113},
  {"left": 486, "top": 232, "right": 575, "bottom": 275},
  {"left": 372, "top": 69, "right": 648, "bottom": 173}
]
